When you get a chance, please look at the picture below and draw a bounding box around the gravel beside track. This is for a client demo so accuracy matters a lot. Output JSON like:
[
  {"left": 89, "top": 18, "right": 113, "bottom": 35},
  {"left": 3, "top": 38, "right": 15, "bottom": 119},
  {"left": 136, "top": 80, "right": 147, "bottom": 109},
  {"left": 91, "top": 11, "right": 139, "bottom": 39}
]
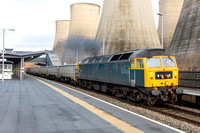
[{"left": 43, "top": 78, "right": 200, "bottom": 133}]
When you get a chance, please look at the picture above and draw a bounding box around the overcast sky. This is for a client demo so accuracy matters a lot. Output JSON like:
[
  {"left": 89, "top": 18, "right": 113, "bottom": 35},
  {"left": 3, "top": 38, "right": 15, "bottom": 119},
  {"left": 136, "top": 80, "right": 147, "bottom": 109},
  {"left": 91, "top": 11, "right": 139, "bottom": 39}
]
[{"left": 0, "top": 0, "right": 159, "bottom": 51}]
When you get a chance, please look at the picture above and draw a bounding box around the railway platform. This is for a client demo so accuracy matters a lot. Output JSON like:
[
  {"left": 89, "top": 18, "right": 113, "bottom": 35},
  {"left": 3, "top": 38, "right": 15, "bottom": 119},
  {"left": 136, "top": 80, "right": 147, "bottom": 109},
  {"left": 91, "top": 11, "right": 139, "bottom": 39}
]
[{"left": 0, "top": 75, "right": 184, "bottom": 133}]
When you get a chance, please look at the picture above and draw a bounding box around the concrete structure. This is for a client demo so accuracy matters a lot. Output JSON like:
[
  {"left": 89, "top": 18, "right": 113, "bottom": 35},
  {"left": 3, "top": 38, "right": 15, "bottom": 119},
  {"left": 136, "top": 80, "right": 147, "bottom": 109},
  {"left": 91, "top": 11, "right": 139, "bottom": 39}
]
[
  {"left": 68, "top": 3, "right": 100, "bottom": 39},
  {"left": 24, "top": 51, "right": 61, "bottom": 68},
  {"left": 96, "top": 0, "right": 161, "bottom": 55},
  {"left": 168, "top": 0, "right": 200, "bottom": 71},
  {"left": 63, "top": 3, "right": 100, "bottom": 64},
  {"left": 53, "top": 20, "right": 70, "bottom": 63},
  {"left": 46, "top": 50, "right": 62, "bottom": 66},
  {"left": 158, "top": 0, "right": 184, "bottom": 51}
]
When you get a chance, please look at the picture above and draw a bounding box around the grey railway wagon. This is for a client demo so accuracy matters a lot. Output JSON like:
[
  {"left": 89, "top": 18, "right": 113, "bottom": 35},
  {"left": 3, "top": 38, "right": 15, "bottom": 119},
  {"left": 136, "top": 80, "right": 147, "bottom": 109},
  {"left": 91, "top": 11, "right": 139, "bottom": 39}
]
[{"left": 26, "top": 65, "right": 78, "bottom": 81}]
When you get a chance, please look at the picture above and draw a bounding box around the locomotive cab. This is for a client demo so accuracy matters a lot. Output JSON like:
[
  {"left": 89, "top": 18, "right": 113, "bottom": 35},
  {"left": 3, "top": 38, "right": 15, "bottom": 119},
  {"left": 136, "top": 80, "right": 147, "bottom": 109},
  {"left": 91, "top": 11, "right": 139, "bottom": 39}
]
[
  {"left": 130, "top": 49, "right": 179, "bottom": 105},
  {"left": 131, "top": 56, "right": 178, "bottom": 87}
]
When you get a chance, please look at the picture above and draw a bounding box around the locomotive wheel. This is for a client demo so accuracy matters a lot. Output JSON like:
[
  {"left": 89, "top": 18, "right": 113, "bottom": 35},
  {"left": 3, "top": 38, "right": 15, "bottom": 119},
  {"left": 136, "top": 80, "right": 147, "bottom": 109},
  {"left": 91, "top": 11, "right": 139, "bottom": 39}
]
[
  {"left": 78, "top": 80, "right": 82, "bottom": 87},
  {"left": 86, "top": 81, "right": 92, "bottom": 90},
  {"left": 70, "top": 79, "right": 74, "bottom": 84},
  {"left": 147, "top": 96, "right": 158, "bottom": 106},
  {"left": 115, "top": 88, "right": 120, "bottom": 98},
  {"left": 82, "top": 81, "right": 87, "bottom": 88},
  {"left": 127, "top": 93, "right": 137, "bottom": 102}
]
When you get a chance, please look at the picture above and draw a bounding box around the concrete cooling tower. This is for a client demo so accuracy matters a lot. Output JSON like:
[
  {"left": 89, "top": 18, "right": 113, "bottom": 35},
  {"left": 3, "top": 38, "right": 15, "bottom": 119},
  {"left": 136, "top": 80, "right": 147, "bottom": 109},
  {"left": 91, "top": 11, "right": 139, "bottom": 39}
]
[
  {"left": 53, "top": 20, "right": 70, "bottom": 63},
  {"left": 62, "top": 3, "right": 100, "bottom": 64},
  {"left": 158, "top": 0, "right": 183, "bottom": 51},
  {"left": 169, "top": 0, "right": 200, "bottom": 71},
  {"left": 96, "top": 0, "right": 161, "bottom": 55},
  {"left": 68, "top": 3, "right": 100, "bottom": 38}
]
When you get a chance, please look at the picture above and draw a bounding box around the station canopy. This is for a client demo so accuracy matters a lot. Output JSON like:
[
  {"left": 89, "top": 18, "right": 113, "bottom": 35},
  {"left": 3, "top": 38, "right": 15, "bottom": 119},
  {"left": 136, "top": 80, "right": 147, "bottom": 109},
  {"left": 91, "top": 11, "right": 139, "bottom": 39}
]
[{"left": 0, "top": 50, "right": 46, "bottom": 64}]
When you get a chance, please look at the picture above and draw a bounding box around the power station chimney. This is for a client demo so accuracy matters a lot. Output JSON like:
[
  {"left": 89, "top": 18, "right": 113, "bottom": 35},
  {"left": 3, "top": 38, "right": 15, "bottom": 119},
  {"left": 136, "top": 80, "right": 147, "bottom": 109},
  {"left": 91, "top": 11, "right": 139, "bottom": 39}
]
[
  {"left": 158, "top": 0, "right": 183, "bottom": 51},
  {"left": 169, "top": 0, "right": 200, "bottom": 71},
  {"left": 53, "top": 20, "right": 70, "bottom": 63},
  {"left": 96, "top": 0, "right": 161, "bottom": 55}
]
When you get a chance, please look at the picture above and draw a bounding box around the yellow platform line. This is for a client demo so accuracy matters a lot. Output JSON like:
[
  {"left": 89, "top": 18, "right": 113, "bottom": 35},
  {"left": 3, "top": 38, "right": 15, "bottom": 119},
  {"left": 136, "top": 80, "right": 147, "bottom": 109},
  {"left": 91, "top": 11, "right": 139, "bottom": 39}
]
[{"left": 33, "top": 77, "right": 143, "bottom": 133}]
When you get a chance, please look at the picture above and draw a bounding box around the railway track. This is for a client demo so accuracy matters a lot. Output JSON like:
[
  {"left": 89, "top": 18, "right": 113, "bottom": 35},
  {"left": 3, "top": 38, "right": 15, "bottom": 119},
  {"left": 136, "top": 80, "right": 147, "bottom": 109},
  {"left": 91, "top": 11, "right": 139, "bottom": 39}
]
[
  {"left": 113, "top": 95, "right": 200, "bottom": 127},
  {"left": 36, "top": 76, "right": 200, "bottom": 131},
  {"left": 147, "top": 104, "right": 200, "bottom": 127}
]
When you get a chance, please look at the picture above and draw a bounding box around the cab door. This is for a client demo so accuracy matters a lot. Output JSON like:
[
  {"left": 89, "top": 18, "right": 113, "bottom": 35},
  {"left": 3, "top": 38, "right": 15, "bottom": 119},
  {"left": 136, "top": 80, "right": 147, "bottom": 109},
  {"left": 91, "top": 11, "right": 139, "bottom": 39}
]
[{"left": 135, "top": 59, "right": 145, "bottom": 87}]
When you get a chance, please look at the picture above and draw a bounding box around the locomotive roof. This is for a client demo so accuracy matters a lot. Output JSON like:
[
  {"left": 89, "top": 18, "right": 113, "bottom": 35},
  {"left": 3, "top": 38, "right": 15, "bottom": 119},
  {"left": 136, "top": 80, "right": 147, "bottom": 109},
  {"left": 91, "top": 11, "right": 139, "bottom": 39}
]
[
  {"left": 80, "top": 48, "right": 172, "bottom": 64},
  {"left": 130, "top": 48, "right": 172, "bottom": 58}
]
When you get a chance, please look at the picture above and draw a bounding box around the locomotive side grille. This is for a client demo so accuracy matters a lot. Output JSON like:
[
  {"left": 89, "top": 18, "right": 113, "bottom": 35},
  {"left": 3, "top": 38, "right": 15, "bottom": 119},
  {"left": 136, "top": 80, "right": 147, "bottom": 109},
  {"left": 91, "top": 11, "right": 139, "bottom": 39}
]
[{"left": 155, "top": 72, "right": 173, "bottom": 79}]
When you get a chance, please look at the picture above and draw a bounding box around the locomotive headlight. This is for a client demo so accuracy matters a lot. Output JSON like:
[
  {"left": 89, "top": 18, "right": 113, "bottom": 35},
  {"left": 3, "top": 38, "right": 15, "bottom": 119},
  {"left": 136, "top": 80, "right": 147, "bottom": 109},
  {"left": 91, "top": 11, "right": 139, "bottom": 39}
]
[
  {"left": 166, "top": 81, "right": 169, "bottom": 85},
  {"left": 151, "top": 72, "right": 153, "bottom": 76}
]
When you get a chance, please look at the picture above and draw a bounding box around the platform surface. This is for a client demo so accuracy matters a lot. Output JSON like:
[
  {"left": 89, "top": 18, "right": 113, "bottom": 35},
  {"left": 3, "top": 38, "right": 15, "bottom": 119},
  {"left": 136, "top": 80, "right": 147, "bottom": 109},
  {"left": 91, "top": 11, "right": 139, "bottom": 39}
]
[{"left": 0, "top": 76, "right": 184, "bottom": 133}]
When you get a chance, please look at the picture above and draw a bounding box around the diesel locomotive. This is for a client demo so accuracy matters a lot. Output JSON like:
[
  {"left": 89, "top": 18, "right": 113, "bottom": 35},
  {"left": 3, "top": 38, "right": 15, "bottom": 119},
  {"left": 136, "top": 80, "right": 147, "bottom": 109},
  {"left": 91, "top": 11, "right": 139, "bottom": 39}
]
[{"left": 27, "top": 49, "right": 179, "bottom": 106}]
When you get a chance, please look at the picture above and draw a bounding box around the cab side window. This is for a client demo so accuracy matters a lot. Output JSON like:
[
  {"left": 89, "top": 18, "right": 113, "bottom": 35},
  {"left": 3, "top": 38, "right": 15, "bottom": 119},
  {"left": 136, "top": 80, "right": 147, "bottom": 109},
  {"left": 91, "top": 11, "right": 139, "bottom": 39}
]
[
  {"left": 137, "top": 59, "right": 144, "bottom": 68},
  {"left": 131, "top": 60, "right": 135, "bottom": 68}
]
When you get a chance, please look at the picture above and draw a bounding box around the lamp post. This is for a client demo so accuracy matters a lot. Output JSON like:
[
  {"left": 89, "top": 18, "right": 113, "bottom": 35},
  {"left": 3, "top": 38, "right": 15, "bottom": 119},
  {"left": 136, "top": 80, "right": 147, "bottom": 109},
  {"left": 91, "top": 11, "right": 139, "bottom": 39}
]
[
  {"left": 1, "top": 28, "right": 15, "bottom": 82},
  {"left": 158, "top": 13, "right": 163, "bottom": 49},
  {"left": 101, "top": 36, "right": 105, "bottom": 55}
]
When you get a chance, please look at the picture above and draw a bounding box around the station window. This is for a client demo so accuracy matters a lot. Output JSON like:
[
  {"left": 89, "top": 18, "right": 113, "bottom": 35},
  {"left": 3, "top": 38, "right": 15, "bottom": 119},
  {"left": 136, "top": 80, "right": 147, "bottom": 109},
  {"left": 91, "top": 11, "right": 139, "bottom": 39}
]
[
  {"left": 131, "top": 60, "right": 135, "bottom": 68},
  {"left": 137, "top": 59, "right": 144, "bottom": 68},
  {"left": 8, "top": 64, "right": 11, "bottom": 69},
  {"left": 4, "top": 65, "right": 7, "bottom": 69}
]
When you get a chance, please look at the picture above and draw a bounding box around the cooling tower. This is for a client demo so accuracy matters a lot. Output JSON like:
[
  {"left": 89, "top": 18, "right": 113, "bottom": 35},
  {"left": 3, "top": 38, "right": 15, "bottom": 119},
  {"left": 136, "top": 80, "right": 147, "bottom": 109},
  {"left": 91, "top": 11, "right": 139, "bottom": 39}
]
[
  {"left": 62, "top": 3, "right": 100, "bottom": 64},
  {"left": 68, "top": 3, "right": 100, "bottom": 38},
  {"left": 96, "top": 0, "right": 161, "bottom": 55},
  {"left": 169, "top": 0, "right": 200, "bottom": 71},
  {"left": 158, "top": 0, "right": 183, "bottom": 51},
  {"left": 53, "top": 20, "right": 70, "bottom": 63}
]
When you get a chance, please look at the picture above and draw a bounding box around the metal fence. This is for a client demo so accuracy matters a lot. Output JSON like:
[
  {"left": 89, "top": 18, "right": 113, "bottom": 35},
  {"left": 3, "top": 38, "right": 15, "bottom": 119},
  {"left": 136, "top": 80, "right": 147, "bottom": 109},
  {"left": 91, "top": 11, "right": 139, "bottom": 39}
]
[{"left": 179, "top": 71, "right": 200, "bottom": 89}]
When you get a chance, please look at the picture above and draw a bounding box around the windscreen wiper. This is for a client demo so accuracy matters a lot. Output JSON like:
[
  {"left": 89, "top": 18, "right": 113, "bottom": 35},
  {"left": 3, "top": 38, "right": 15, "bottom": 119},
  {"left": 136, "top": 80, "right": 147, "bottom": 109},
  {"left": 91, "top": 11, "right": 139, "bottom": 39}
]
[{"left": 168, "top": 56, "right": 174, "bottom": 62}]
